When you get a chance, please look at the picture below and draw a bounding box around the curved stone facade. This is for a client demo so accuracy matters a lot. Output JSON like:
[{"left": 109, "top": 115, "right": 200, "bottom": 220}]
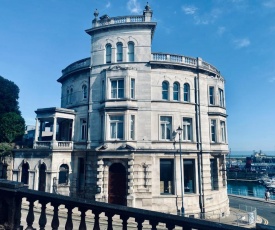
[{"left": 13, "top": 4, "right": 229, "bottom": 218}]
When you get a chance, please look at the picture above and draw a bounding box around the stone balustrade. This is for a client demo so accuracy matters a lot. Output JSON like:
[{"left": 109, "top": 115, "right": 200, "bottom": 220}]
[
  {"left": 0, "top": 179, "right": 251, "bottom": 230},
  {"left": 151, "top": 53, "right": 220, "bottom": 75}
]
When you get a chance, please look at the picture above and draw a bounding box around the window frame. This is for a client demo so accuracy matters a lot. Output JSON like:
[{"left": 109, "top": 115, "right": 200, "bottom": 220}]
[
  {"left": 109, "top": 115, "right": 124, "bottom": 140},
  {"left": 116, "top": 42, "right": 123, "bottom": 62},
  {"left": 220, "top": 121, "right": 226, "bottom": 143},
  {"left": 183, "top": 83, "right": 190, "bottom": 102},
  {"left": 128, "top": 42, "right": 134, "bottom": 62},
  {"left": 130, "top": 115, "right": 135, "bottom": 140},
  {"left": 184, "top": 159, "right": 196, "bottom": 193},
  {"left": 173, "top": 82, "right": 180, "bottom": 101},
  {"left": 182, "top": 118, "right": 192, "bottom": 141},
  {"left": 82, "top": 84, "right": 87, "bottom": 99},
  {"left": 110, "top": 79, "right": 124, "bottom": 99},
  {"left": 210, "top": 119, "right": 217, "bottom": 143},
  {"left": 80, "top": 118, "right": 87, "bottom": 140},
  {"left": 209, "top": 86, "right": 215, "bottom": 105},
  {"left": 219, "top": 88, "right": 225, "bottom": 107},
  {"left": 160, "top": 116, "right": 172, "bottom": 140},
  {"left": 160, "top": 159, "right": 174, "bottom": 195},
  {"left": 162, "top": 81, "right": 169, "bottom": 100},
  {"left": 106, "top": 44, "right": 112, "bottom": 64},
  {"left": 58, "top": 164, "right": 69, "bottom": 185},
  {"left": 131, "top": 78, "right": 135, "bottom": 99}
]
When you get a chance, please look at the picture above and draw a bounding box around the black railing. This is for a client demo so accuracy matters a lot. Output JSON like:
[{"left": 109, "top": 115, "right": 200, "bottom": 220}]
[{"left": 0, "top": 179, "right": 258, "bottom": 230}]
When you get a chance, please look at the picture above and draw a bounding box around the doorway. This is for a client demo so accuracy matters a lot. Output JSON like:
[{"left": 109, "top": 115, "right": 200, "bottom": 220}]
[
  {"left": 108, "top": 163, "right": 127, "bottom": 205},
  {"left": 38, "top": 163, "right": 46, "bottom": 192}
]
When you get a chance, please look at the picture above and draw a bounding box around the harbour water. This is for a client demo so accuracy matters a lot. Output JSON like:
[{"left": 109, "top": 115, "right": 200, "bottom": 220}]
[{"left": 227, "top": 180, "right": 275, "bottom": 200}]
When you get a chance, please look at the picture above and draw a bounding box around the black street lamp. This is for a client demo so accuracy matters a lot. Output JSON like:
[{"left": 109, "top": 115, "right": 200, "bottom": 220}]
[{"left": 176, "top": 126, "right": 184, "bottom": 216}]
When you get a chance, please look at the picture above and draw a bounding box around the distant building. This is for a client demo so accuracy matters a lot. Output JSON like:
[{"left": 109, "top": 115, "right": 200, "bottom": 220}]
[{"left": 12, "top": 4, "right": 229, "bottom": 217}]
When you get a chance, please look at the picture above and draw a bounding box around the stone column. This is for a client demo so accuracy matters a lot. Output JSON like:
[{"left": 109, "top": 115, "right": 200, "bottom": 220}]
[
  {"left": 52, "top": 116, "right": 57, "bottom": 141},
  {"left": 127, "top": 155, "right": 135, "bottom": 207},
  {"left": 34, "top": 118, "right": 39, "bottom": 141}
]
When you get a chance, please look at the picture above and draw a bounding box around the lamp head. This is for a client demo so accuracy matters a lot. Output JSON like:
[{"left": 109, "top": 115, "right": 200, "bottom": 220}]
[{"left": 176, "top": 126, "right": 183, "bottom": 135}]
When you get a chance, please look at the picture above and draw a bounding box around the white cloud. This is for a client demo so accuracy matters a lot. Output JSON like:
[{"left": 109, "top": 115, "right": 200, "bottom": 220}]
[
  {"left": 268, "top": 77, "right": 275, "bottom": 83},
  {"left": 106, "top": 1, "right": 111, "bottom": 8},
  {"left": 182, "top": 5, "right": 197, "bottom": 15},
  {"left": 233, "top": 38, "right": 251, "bottom": 48},
  {"left": 263, "top": 0, "right": 275, "bottom": 8},
  {"left": 217, "top": 26, "right": 226, "bottom": 36},
  {"left": 127, "top": 0, "right": 142, "bottom": 14}
]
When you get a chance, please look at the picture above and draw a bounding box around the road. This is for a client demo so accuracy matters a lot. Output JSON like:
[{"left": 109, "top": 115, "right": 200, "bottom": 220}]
[{"left": 229, "top": 195, "right": 275, "bottom": 226}]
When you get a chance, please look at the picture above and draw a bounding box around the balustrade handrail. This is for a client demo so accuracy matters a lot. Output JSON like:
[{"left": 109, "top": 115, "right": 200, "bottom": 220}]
[
  {"left": 151, "top": 52, "right": 220, "bottom": 75},
  {"left": 0, "top": 180, "right": 247, "bottom": 230}
]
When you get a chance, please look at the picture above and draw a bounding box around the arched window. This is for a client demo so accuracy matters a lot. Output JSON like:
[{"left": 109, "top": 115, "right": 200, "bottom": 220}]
[
  {"left": 116, "top": 42, "right": 123, "bottom": 62},
  {"left": 173, "top": 82, "right": 179, "bottom": 101},
  {"left": 21, "top": 162, "right": 29, "bottom": 185},
  {"left": 59, "top": 164, "right": 69, "bottom": 184},
  {"left": 106, "top": 44, "right": 112, "bottom": 63},
  {"left": 82, "top": 84, "right": 87, "bottom": 99},
  {"left": 128, "top": 42, "right": 134, "bottom": 62},
  {"left": 66, "top": 89, "right": 70, "bottom": 104},
  {"left": 162, "top": 81, "right": 169, "bottom": 100},
  {"left": 183, "top": 83, "right": 190, "bottom": 102},
  {"left": 69, "top": 88, "right": 73, "bottom": 104}
]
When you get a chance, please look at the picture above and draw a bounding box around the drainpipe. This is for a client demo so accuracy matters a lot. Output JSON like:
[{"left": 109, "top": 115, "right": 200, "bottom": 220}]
[{"left": 194, "top": 71, "right": 205, "bottom": 215}]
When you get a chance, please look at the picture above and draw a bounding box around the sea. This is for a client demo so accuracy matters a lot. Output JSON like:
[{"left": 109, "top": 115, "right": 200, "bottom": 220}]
[
  {"left": 229, "top": 150, "right": 275, "bottom": 157},
  {"left": 227, "top": 150, "right": 275, "bottom": 200}
]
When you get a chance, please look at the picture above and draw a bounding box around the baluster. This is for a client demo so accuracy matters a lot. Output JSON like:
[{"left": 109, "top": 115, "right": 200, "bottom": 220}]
[
  {"left": 38, "top": 202, "right": 47, "bottom": 230},
  {"left": 166, "top": 223, "right": 175, "bottom": 230},
  {"left": 51, "top": 204, "right": 59, "bottom": 230},
  {"left": 26, "top": 199, "right": 35, "bottom": 230},
  {"left": 149, "top": 220, "right": 158, "bottom": 230},
  {"left": 79, "top": 208, "right": 87, "bottom": 230},
  {"left": 92, "top": 210, "right": 101, "bottom": 230},
  {"left": 13, "top": 196, "right": 23, "bottom": 230},
  {"left": 106, "top": 213, "right": 114, "bottom": 230},
  {"left": 65, "top": 206, "right": 73, "bottom": 230},
  {"left": 120, "top": 215, "right": 128, "bottom": 230},
  {"left": 135, "top": 218, "right": 144, "bottom": 230}
]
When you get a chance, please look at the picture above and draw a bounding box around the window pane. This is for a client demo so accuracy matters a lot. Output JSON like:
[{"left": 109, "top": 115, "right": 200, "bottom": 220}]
[
  {"left": 184, "top": 83, "right": 190, "bottom": 102},
  {"left": 111, "top": 81, "right": 117, "bottom": 98},
  {"left": 173, "top": 83, "right": 179, "bottom": 100},
  {"left": 211, "top": 120, "right": 216, "bottom": 142},
  {"left": 128, "top": 43, "right": 134, "bottom": 61},
  {"left": 162, "top": 82, "right": 169, "bottom": 100},
  {"left": 184, "top": 159, "right": 195, "bottom": 193},
  {"left": 209, "top": 86, "right": 214, "bottom": 105},
  {"left": 117, "top": 43, "right": 123, "bottom": 62},
  {"left": 106, "top": 44, "right": 112, "bottom": 63},
  {"left": 210, "top": 159, "right": 218, "bottom": 190},
  {"left": 131, "top": 79, "right": 135, "bottom": 99},
  {"left": 130, "top": 115, "right": 135, "bottom": 140},
  {"left": 160, "top": 159, "right": 174, "bottom": 194},
  {"left": 160, "top": 116, "right": 172, "bottom": 140}
]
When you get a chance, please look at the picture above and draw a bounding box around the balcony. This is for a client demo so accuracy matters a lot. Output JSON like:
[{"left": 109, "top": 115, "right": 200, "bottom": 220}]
[
  {"left": 0, "top": 179, "right": 260, "bottom": 230},
  {"left": 151, "top": 53, "right": 221, "bottom": 76},
  {"left": 33, "top": 141, "right": 73, "bottom": 150}
]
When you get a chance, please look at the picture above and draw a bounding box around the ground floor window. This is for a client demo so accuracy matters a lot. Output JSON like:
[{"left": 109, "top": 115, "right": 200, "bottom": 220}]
[
  {"left": 160, "top": 159, "right": 174, "bottom": 194},
  {"left": 59, "top": 164, "right": 69, "bottom": 184},
  {"left": 210, "top": 158, "right": 218, "bottom": 190},
  {"left": 184, "top": 159, "right": 195, "bottom": 193}
]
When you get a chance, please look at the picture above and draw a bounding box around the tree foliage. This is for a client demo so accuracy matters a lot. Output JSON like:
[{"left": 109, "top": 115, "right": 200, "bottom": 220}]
[
  {"left": 0, "top": 75, "right": 20, "bottom": 116},
  {"left": 0, "top": 112, "right": 25, "bottom": 143},
  {"left": 0, "top": 76, "right": 25, "bottom": 143},
  {"left": 0, "top": 142, "right": 13, "bottom": 157}
]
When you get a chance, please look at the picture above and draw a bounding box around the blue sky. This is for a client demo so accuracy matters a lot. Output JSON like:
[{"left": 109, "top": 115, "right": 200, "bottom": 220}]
[{"left": 1, "top": 0, "right": 275, "bottom": 152}]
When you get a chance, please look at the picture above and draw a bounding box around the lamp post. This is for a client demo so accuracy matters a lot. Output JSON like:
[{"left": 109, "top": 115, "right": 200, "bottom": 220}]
[{"left": 176, "top": 126, "right": 184, "bottom": 216}]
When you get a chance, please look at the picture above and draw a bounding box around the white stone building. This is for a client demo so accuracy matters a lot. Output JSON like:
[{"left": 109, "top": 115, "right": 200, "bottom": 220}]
[{"left": 12, "top": 4, "right": 229, "bottom": 217}]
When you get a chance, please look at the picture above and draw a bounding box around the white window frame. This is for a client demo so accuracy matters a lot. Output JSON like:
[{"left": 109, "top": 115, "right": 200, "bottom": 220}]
[
  {"left": 80, "top": 118, "right": 87, "bottom": 140},
  {"left": 183, "top": 83, "right": 190, "bottom": 102},
  {"left": 116, "top": 42, "right": 123, "bottom": 62},
  {"left": 220, "top": 121, "right": 226, "bottom": 143},
  {"left": 173, "top": 82, "right": 179, "bottom": 101},
  {"left": 131, "top": 79, "right": 135, "bottom": 99},
  {"left": 219, "top": 88, "right": 225, "bottom": 107},
  {"left": 162, "top": 81, "right": 169, "bottom": 100},
  {"left": 182, "top": 118, "right": 192, "bottom": 141},
  {"left": 130, "top": 115, "right": 135, "bottom": 140},
  {"left": 109, "top": 115, "right": 124, "bottom": 140},
  {"left": 111, "top": 79, "right": 124, "bottom": 99},
  {"left": 106, "top": 44, "right": 112, "bottom": 64},
  {"left": 209, "top": 86, "right": 215, "bottom": 105},
  {"left": 128, "top": 42, "right": 134, "bottom": 62},
  {"left": 160, "top": 116, "right": 172, "bottom": 140},
  {"left": 211, "top": 119, "right": 217, "bottom": 143}
]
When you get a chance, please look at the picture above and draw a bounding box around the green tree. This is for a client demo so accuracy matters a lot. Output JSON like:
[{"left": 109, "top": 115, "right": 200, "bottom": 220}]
[
  {"left": 0, "top": 75, "right": 20, "bottom": 116},
  {"left": 0, "top": 76, "right": 25, "bottom": 144},
  {"left": 0, "top": 112, "right": 25, "bottom": 143}
]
